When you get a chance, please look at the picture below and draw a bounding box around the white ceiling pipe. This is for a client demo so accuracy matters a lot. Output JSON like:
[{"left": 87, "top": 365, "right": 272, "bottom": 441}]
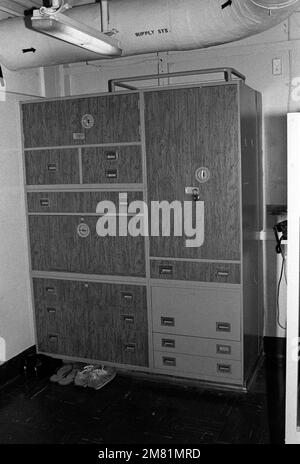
[{"left": 0, "top": 0, "right": 299, "bottom": 70}]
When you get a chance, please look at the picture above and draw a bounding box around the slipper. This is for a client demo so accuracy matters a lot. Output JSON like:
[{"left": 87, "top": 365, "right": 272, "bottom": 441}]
[
  {"left": 50, "top": 364, "right": 73, "bottom": 383},
  {"left": 58, "top": 367, "right": 81, "bottom": 386}
]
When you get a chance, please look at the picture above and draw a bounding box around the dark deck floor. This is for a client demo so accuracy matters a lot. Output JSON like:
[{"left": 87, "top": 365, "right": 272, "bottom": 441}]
[{"left": 0, "top": 356, "right": 285, "bottom": 445}]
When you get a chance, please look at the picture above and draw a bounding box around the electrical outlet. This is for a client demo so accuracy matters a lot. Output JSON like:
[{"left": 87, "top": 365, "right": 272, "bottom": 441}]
[{"left": 272, "top": 58, "right": 282, "bottom": 76}]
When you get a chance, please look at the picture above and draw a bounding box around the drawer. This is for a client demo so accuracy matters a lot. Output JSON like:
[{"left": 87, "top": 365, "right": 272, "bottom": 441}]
[
  {"left": 152, "top": 286, "right": 241, "bottom": 341},
  {"left": 82, "top": 146, "right": 142, "bottom": 184},
  {"left": 27, "top": 191, "right": 143, "bottom": 213},
  {"left": 37, "top": 331, "right": 149, "bottom": 367},
  {"left": 154, "top": 352, "right": 242, "bottom": 382},
  {"left": 153, "top": 333, "right": 241, "bottom": 360},
  {"left": 33, "top": 279, "right": 147, "bottom": 317},
  {"left": 151, "top": 260, "right": 240, "bottom": 284},
  {"left": 25, "top": 149, "right": 79, "bottom": 185},
  {"left": 38, "top": 331, "right": 149, "bottom": 367}
]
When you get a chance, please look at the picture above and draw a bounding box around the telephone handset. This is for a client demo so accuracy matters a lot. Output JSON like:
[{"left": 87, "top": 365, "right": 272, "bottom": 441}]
[{"left": 273, "top": 220, "right": 287, "bottom": 254}]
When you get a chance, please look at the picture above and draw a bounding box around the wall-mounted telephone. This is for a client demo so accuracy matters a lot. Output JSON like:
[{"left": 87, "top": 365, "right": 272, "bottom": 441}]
[{"left": 273, "top": 220, "right": 287, "bottom": 254}]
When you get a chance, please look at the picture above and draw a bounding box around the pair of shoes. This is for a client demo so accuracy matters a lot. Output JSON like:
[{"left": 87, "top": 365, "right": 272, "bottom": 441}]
[
  {"left": 74, "top": 364, "right": 116, "bottom": 390},
  {"left": 50, "top": 364, "right": 73, "bottom": 383},
  {"left": 58, "top": 366, "right": 81, "bottom": 386},
  {"left": 50, "top": 363, "right": 81, "bottom": 386}
]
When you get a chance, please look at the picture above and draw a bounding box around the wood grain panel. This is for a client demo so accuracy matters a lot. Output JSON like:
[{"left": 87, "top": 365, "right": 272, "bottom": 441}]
[
  {"left": 145, "top": 85, "right": 241, "bottom": 261},
  {"left": 29, "top": 216, "right": 145, "bottom": 277},
  {"left": 27, "top": 192, "right": 143, "bottom": 213},
  {"left": 87, "top": 283, "right": 148, "bottom": 366},
  {"left": 150, "top": 260, "right": 240, "bottom": 284},
  {"left": 83, "top": 94, "right": 140, "bottom": 145},
  {"left": 34, "top": 279, "right": 95, "bottom": 358},
  {"left": 82, "top": 146, "right": 142, "bottom": 184},
  {"left": 33, "top": 279, "right": 148, "bottom": 366},
  {"left": 22, "top": 94, "right": 140, "bottom": 148},
  {"left": 25, "top": 149, "right": 79, "bottom": 185}
]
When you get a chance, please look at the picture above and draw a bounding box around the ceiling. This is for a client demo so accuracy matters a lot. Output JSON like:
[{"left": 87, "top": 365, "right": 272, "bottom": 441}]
[{"left": 0, "top": 1, "right": 95, "bottom": 18}]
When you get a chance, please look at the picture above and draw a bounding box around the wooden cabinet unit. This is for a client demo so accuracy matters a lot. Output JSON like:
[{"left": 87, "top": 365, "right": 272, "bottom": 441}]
[{"left": 21, "top": 77, "right": 262, "bottom": 388}]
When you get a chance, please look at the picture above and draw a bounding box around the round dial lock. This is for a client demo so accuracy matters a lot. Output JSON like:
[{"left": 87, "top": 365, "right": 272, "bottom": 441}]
[
  {"left": 81, "top": 114, "right": 94, "bottom": 129},
  {"left": 77, "top": 223, "right": 90, "bottom": 238},
  {"left": 195, "top": 167, "right": 211, "bottom": 184}
]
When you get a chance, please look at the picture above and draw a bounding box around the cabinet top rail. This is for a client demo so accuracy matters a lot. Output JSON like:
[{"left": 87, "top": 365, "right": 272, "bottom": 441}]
[{"left": 108, "top": 68, "right": 246, "bottom": 92}]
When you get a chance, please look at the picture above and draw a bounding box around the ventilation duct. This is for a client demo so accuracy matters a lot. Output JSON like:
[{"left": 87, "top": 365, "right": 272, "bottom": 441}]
[{"left": 0, "top": 0, "right": 299, "bottom": 70}]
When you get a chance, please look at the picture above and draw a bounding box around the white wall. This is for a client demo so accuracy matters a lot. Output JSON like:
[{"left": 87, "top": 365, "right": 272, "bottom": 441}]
[
  {"left": 0, "top": 66, "right": 43, "bottom": 361},
  {"left": 59, "top": 15, "right": 300, "bottom": 338}
]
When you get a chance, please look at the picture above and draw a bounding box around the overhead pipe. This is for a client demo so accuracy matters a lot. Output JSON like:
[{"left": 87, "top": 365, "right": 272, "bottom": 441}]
[{"left": 0, "top": 0, "right": 299, "bottom": 70}]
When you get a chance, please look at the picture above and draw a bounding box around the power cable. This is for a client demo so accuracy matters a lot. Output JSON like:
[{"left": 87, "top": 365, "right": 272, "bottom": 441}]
[{"left": 276, "top": 244, "right": 287, "bottom": 330}]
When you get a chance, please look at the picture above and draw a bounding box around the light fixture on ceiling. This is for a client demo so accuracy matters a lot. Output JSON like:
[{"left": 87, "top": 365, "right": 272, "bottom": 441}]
[{"left": 29, "top": 1, "right": 122, "bottom": 57}]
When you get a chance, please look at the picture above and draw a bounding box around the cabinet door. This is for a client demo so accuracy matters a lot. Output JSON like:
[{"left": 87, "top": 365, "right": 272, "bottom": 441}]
[
  {"left": 145, "top": 85, "right": 241, "bottom": 261},
  {"left": 29, "top": 216, "right": 145, "bottom": 277},
  {"left": 22, "top": 94, "right": 140, "bottom": 148}
]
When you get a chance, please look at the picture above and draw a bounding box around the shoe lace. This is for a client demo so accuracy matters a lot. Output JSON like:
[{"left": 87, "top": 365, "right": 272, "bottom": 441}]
[
  {"left": 91, "top": 367, "right": 108, "bottom": 376},
  {"left": 79, "top": 365, "right": 94, "bottom": 374}
]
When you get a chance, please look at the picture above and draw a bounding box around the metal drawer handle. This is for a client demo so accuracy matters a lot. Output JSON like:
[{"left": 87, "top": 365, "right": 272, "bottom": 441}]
[
  {"left": 47, "top": 307, "right": 57, "bottom": 315},
  {"left": 47, "top": 163, "right": 57, "bottom": 172},
  {"left": 122, "top": 315, "right": 135, "bottom": 324},
  {"left": 216, "top": 322, "right": 231, "bottom": 333},
  {"left": 40, "top": 198, "right": 50, "bottom": 207},
  {"left": 162, "top": 339, "right": 175, "bottom": 349},
  {"left": 124, "top": 343, "right": 136, "bottom": 353},
  {"left": 45, "top": 287, "right": 56, "bottom": 294},
  {"left": 217, "top": 364, "right": 232, "bottom": 374},
  {"left": 161, "top": 317, "right": 175, "bottom": 327},
  {"left": 159, "top": 265, "right": 173, "bottom": 276},
  {"left": 106, "top": 151, "right": 118, "bottom": 161},
  {"left": 216, "top": 270, "right": 230, "bottom": 278},
  {"left": 216, "top": 344, "right": 231, "bottom": 355},
  {"left": 163, "top": 357, "right": 176, "bottom": 367},
  {"left": 105, "top": 169, "right": 118, "bottom": 179},
  {"left": 48, "top": 334, "right": 58, "bottom": 342},
  {"left": 121, "top": 292, "right": 134, "bottom": 302}
]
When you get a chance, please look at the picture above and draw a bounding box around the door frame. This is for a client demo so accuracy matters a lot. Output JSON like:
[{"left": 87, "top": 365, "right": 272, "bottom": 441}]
[{"left": 285, "top": 113, "right": 300, "bottom": 444}]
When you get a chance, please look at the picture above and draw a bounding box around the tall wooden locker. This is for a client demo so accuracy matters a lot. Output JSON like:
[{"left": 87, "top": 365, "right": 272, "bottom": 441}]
[
  {"left": 21, "top": 75, "right": 263, "bottom": 389},
  {"left": 145, "top": 84, "right": 263, "bottom": 385}
]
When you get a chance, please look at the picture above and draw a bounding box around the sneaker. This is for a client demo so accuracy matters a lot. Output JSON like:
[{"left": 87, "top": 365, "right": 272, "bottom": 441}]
[
  {"left": 74, "top": 365, "right": 97, "bottom": 387},
  {"left": 50, "top": 364, "right": 73, "bottom": 383},
  {"left": 87, "top": 366, "right": 116, "bottom": 390}
]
